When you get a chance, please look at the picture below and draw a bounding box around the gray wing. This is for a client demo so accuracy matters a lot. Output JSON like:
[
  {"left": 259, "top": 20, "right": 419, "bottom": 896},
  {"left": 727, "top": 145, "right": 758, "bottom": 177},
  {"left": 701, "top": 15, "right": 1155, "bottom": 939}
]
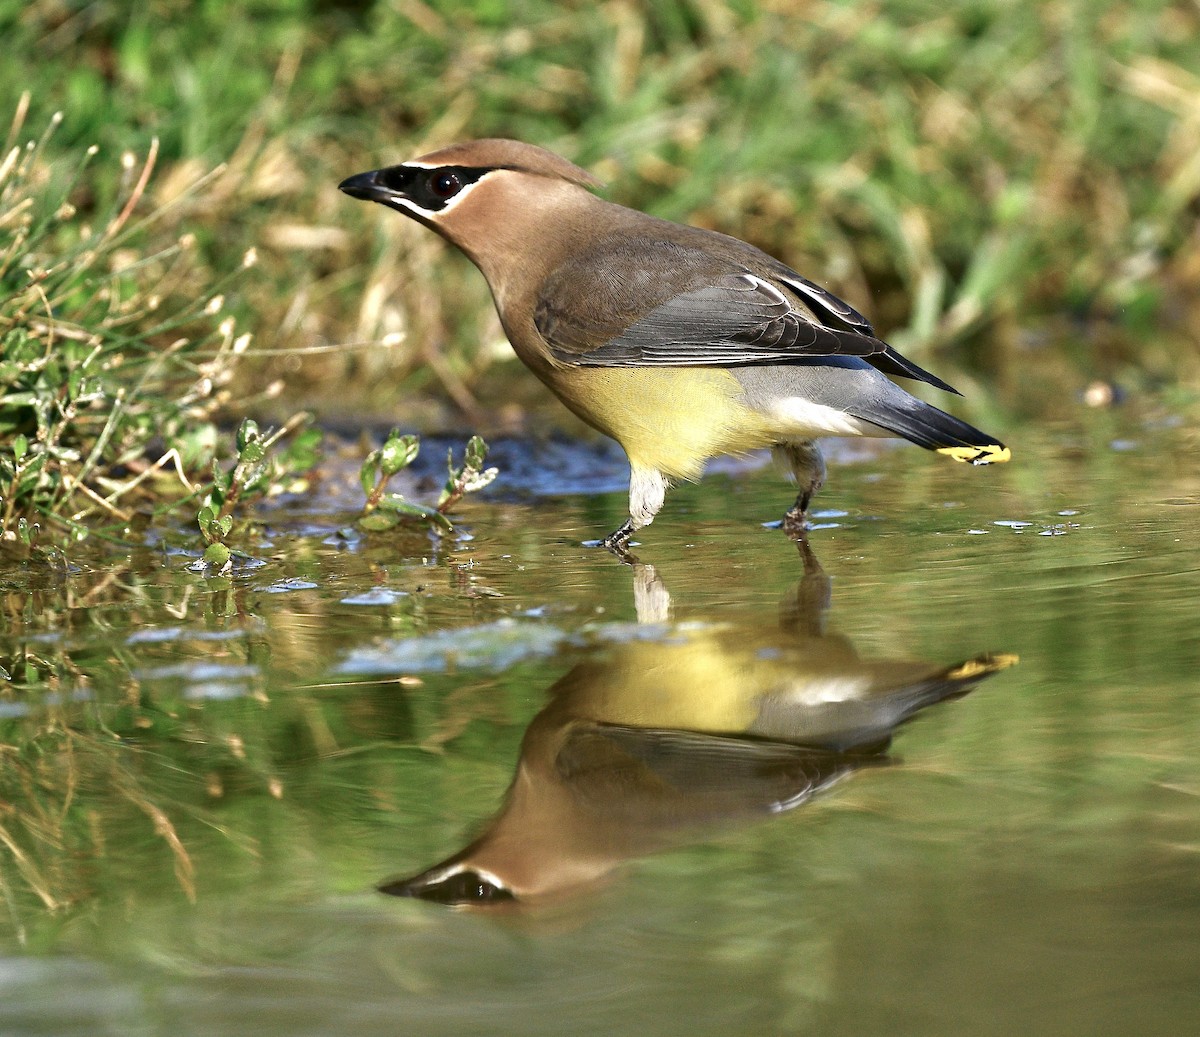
[
  {"left": 534, "top": 237, "right": 959, "bottom": 393},
  {"left": 563, "top": 274, "right": 888, "bottom": 366}
]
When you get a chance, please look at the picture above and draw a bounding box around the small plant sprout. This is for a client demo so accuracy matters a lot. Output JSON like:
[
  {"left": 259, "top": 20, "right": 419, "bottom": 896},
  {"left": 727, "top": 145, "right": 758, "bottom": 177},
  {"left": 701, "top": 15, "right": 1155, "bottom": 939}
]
[
  {"left": 196, "top": 416, "right": 321, "bottom": 573},
  {"left": 359, "top": 432, "right": 496, "bottom": 534},
  {"left": 438, "top": 435, "right": 498, "bottom": 515}
]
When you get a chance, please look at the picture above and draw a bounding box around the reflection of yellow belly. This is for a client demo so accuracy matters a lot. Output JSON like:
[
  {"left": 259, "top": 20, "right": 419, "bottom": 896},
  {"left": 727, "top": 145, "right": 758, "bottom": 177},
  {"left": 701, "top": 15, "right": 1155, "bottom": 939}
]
[
  {"left": 545, "top": 367, "right": 776, "bottom": 480},
  {"left": 575, "top": 639, "right": 766, "bottom": 733}
]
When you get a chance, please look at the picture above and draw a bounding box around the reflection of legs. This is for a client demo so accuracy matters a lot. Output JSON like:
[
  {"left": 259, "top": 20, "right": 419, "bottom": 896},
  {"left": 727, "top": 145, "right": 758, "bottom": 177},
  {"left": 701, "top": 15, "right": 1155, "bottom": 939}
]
[
  {"left": 632, "top": 563, "right": 671, "bottom": 624},
  {"left": 779, "top": 537, "right": 832, "bottom": 639},
  {"left": 773, "top": 441, "right": 826, "bottom": 536}
]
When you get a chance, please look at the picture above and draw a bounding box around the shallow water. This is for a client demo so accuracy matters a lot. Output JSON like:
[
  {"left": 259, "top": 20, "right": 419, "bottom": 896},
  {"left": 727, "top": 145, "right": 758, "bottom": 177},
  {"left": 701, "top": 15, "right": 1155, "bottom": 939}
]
[{"left": 2, "top": 411, "right": 1199, "bottom": 1036}]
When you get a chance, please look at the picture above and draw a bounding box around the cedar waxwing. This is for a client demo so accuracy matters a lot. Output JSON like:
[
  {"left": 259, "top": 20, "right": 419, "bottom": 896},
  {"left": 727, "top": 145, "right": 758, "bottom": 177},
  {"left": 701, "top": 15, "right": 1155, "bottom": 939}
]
[
  {"left": 340, "top": 140, "right": 1010, "bottom": 549},
  {"left": 380, "top": 543, "right": 1017, "bottom": 907}
]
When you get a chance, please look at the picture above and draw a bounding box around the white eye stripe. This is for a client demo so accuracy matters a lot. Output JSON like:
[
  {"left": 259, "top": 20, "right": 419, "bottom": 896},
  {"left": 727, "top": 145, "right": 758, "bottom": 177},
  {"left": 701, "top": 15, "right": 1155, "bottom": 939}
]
[
  {"left": 401, "top": 172, "right": 489, "bottom": 216},
  {"left": 433, "top": 177, "right": 483, "bottom": 214},
  {"left": 421, "top": 862, "right": 507, "bottom": 889}
]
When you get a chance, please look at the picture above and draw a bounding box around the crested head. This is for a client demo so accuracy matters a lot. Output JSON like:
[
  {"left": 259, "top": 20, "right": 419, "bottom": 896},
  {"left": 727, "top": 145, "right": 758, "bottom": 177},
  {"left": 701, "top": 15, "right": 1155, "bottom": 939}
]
[{"left": 410, "top": 139, "right": 604, "bottom": 190}]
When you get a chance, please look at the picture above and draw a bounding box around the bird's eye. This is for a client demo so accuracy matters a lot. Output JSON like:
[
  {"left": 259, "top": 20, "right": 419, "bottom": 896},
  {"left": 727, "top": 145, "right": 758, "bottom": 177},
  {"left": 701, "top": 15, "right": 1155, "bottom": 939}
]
[{"left": 429, "top": 171, "right": 463, "bottom": 200}]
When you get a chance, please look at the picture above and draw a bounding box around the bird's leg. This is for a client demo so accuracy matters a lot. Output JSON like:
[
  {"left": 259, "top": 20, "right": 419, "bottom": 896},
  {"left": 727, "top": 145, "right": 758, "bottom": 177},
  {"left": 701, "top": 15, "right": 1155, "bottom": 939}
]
[
  {"left": 600, "top": 519, "right": 635, "bottom": 552},
  {"left": 774, "top": 441, "right": 826, "bottom": 538},
  {"left": 598, "top": 467, "right": 668, "bottom": 557}
]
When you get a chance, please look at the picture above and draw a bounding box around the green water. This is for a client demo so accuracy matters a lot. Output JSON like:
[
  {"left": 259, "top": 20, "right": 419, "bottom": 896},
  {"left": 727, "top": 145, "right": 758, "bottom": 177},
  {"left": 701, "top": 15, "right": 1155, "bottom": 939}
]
[{"left": 2, "top": 414, "right": 1198, "bottom": 1035}]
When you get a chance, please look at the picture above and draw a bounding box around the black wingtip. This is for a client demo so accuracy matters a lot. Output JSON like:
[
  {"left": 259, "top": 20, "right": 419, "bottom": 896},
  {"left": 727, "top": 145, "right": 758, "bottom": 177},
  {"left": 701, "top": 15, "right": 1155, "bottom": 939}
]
[{"left": 871, "top": 347, "right": 962, "bottom": 395}]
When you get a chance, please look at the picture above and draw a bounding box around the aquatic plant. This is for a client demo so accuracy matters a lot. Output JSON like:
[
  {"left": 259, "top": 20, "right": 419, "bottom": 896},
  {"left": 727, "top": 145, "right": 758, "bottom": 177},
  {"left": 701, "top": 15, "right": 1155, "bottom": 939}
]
[
  {"left": 196, "top": 416, "right": 322, "bottom": 573},
  {"left": 359, "top": 429, "right": 497, "bottom": 533}
]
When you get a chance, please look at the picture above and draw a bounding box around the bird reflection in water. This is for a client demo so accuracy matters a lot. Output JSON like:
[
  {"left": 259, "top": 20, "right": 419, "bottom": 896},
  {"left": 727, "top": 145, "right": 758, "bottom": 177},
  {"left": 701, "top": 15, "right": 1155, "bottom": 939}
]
[{"left": 381, "top": 541, "right": 1015, "bottom": 908}]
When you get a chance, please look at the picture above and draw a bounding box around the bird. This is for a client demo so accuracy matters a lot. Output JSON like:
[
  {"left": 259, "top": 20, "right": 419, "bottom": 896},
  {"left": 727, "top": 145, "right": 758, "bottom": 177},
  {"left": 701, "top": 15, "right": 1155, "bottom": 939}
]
[
  {"left": 339, "top": 139, "right": 1010, "bottom": 550},
  {"left": 378, "top": 543, "right": 1017, "bottom": 906}
]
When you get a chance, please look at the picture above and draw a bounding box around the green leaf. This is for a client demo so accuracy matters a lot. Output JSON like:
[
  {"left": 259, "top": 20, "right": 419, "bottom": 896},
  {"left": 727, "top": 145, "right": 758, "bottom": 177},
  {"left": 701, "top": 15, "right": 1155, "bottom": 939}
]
[
  {"left": 236, "top": 418, "right": 260, "bottom": 452},
  {"left": 428, "top": 511, "right": 454, "bottom": 533},
  {"left": 12, "top": 433, "right": 28, "bottom": 462},
  {"left": 237, "top": 457, "right": 272, "bottom": 493},
  {"left": 465, "top": 434, "right": 487, "bottom": 467},
  {"left": 358, "top": 511, "right": 400, "bottom": 532},
  {"left": 197, "top": 506, "right": 220, "bottom": 543},
  {"left": 283, "top": 427, "right": 322, "bottom": 472},
  {"left": 376, "top": 495, "right": 454, "bottom": 532},
  {"left": 2, "top": 393, "right": 41, "bottom": 408},
  {"left": 210, "top": 459, "right": 232, "bottom": 495},
  {"left": 360, "top": 453, "right": 380, "bottom": 496},
  {"left": 18, "top": 453, "right": 45, "bottom": 477},
  {"left": 203, "top": 542, "right": 231, "bottom": 569},
  {"left": 379, "top": 432, "right": 419, "bottom": 476},
  {"left": 197, "top": 506, "right": 233, "bottom": 544},
  {"left": 238, "top": 440, "right": 266, "bottom": 464},
  {"left": 376, "top": 494, "right": 419, "bottom": 513},
  {"left": 175, "top": 423, "right": 219, "bottom": 470},
  {"left": 17, "top": 517, "right": 38, "bottom": 546}
]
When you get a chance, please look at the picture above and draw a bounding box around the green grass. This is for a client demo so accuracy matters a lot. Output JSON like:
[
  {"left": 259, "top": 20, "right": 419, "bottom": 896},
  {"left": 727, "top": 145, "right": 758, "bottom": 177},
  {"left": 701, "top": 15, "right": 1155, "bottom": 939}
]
[
  {"left": 2, "top": 0, "right": 1199, "bottom": 529},
  {"left": 0, "top": 96, "right": 261, "bottom": 538}
]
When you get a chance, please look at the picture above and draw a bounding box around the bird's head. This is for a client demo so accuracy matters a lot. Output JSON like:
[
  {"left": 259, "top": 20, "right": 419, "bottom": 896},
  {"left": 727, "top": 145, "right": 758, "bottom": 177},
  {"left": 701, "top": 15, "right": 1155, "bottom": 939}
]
[{"left": 339, "top": 139, "right": 604, "bottom": 286}]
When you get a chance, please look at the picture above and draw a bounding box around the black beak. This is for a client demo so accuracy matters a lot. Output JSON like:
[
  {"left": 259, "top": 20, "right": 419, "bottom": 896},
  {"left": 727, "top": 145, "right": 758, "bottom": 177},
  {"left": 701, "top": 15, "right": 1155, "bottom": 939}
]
[{"left": 338, "top": 169, "right": 387, "bottom": 202}]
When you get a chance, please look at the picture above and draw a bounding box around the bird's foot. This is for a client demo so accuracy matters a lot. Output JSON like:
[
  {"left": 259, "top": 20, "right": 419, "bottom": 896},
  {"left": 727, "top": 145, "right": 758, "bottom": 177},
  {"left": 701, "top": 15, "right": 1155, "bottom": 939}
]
[
  {"left": 599, "top": 519, "right": 634, "bottom": 549},
  {"left": 781, "top": 510, "right": 810, "bottom": 541},
  {"left": 781, "top": 493, "right": 811, "bottom": 541},
  {"left": 584, "top": 520, "right": 639, "bottom": 563}
]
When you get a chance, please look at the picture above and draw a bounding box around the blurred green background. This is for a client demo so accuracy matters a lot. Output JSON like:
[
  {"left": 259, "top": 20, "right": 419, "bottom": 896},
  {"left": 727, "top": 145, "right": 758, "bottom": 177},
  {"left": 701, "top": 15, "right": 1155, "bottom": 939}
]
[{"left": 4, "top": 0, "right": 1199, "bottom": 430}]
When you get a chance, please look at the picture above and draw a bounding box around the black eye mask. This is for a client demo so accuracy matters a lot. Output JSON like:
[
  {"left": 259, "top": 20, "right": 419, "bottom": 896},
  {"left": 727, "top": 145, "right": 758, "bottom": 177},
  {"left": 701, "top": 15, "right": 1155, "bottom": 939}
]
[{"left": 376, "top": 164, "right": 490, "bottom": 211}]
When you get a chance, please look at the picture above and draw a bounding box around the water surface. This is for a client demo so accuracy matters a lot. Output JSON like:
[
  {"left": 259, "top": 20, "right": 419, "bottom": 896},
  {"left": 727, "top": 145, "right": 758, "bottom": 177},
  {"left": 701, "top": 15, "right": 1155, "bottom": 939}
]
[{"left": 2, "top": 413, "right": 1197, "bottom": 1035}]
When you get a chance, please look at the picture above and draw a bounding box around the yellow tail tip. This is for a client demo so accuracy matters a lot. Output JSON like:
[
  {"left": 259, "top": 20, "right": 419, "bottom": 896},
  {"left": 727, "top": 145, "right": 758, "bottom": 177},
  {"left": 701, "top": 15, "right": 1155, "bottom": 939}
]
[
  {"left": 946, "top": 653, "right": 1021, "bottom": 680},
  {"left": 937, "top": 443, "right": 1011, "bottom": 465}
]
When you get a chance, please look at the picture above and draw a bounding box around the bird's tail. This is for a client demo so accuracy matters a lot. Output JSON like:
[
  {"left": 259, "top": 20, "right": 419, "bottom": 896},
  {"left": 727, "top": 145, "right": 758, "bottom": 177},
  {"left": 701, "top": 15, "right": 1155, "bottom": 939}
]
[{"left": 854, "top": 397, "right": 1011, "bottom": 465}]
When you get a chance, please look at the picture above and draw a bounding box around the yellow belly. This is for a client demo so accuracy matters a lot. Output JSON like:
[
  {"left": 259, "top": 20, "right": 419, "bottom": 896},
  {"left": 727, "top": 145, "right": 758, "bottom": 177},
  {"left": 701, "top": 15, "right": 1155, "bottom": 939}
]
[{"left": 543, "top": 367, "right": 775, "bottom": 479}]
